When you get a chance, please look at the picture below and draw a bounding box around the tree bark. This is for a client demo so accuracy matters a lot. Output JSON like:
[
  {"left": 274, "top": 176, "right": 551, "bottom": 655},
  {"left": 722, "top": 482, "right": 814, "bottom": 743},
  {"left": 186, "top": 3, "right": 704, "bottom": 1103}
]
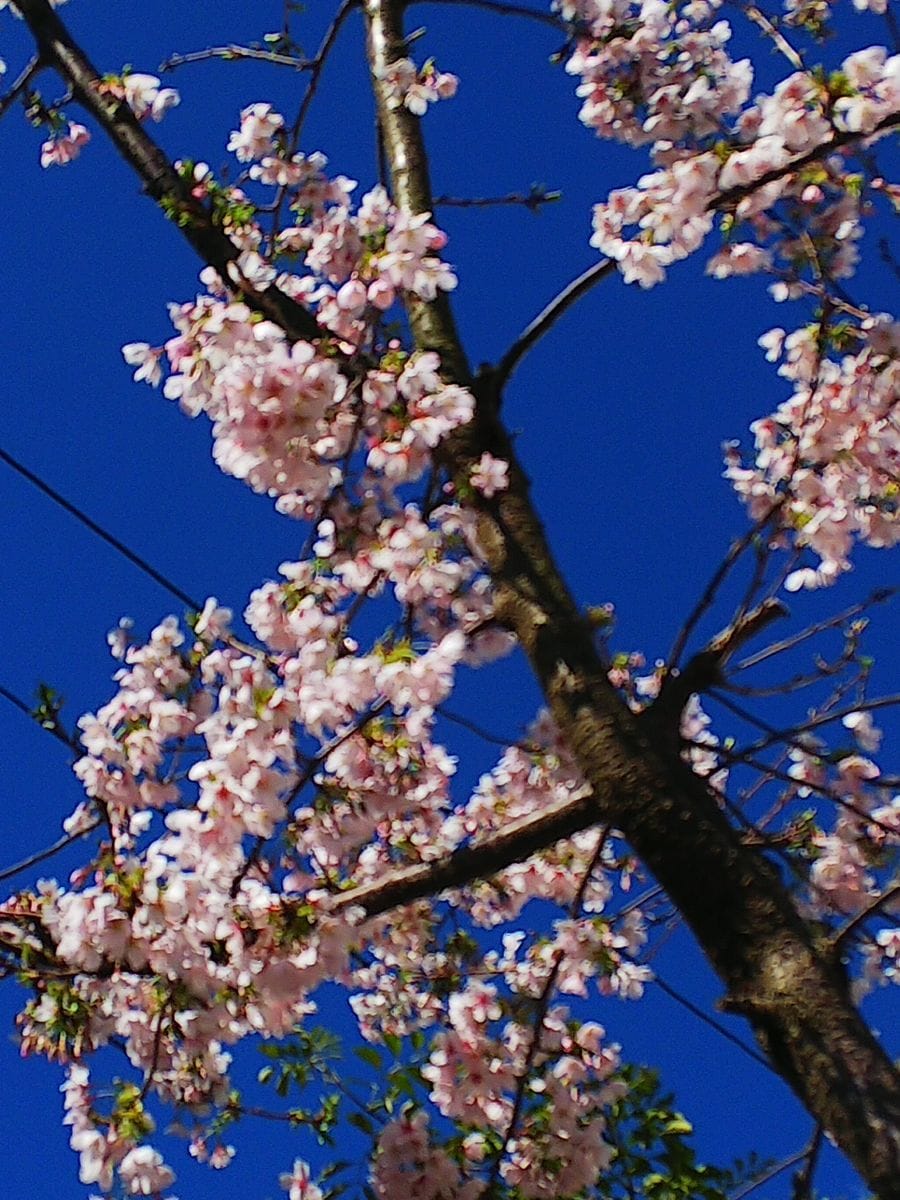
[{"left": 362, "top": 2, "right": 900, "bottom": 1194}]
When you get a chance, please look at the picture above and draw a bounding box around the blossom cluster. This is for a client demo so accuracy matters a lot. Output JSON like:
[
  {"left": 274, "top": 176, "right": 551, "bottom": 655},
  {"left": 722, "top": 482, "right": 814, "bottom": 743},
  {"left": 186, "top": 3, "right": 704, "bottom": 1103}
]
[
  {"left": 376, "top": 57, "right": 459, "bottom": 116},
  {"left": 558, "top": 0, "right": 752, "bottom": 148},
  {"left": 776, "top": 709, "right": 899, "bottom": 995},
  {"left": 588, "top": 48, "right": 899, "bottom": 287},
  {"left": 557, "top": 0, "right": 898, "bottom": 290},
  {"left": 5, "top": 580, "right": 642, "bottom": 1200},
  {"left": 725, "top": 314, "right": 899, "bottom": 587},
  {"left": 39, "top": 71, "right": 179, "bottom": 168},
  {"left": 420, "top": 989, "right": 623, "bottom": 1198}
]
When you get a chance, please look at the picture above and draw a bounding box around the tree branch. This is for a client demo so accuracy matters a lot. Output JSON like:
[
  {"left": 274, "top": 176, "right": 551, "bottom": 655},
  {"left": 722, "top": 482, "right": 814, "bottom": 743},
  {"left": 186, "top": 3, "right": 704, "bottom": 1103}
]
[
  {"left": 160, "top": 44, "right": 315, "bottom": 73},
  {"left": 362, "top": 3, "right": 900, "bottom": 1193},
  {"left": 328, "top": 790, "right": 597, "bottom": 919},
  {"left": 711, "top": 110, "right": 900, "bottom": 215},
  {"left": 0, "top": 53, "right": 45, "bottom": 121},
  {"left": 492, "top": 257, "right": 617, "bottom": 390},
  {"left": 15, "top": 0, "right": 321, "bottom": 344}
]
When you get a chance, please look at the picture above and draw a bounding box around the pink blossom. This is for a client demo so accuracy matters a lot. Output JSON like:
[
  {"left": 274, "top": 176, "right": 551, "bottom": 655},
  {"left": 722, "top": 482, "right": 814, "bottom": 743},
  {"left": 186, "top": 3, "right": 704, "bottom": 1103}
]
[
  {"left": 280, "top": 1159, "right": 323, "bottom": 1200},
  {"left": 40, "top": 122, "right": 90, "bottom": 169},
  {"left": 470, "top": 452, "right": 509, "bottom": 497},
  {"left": 227, "top": 103, "right": 285, "bottom": 162},
  {"left": 122, "top": 342, "right": 164, "bottom": 387}
]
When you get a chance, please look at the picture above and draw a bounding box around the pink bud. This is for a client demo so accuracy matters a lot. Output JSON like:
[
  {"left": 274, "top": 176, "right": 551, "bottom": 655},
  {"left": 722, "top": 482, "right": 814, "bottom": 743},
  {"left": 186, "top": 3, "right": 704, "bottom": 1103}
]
[
  {"left": 336, "top": 278, "right": 368, "bottom": 314},
  {"left": 367, "top": 279, "right": 396, "bottom": 310}
]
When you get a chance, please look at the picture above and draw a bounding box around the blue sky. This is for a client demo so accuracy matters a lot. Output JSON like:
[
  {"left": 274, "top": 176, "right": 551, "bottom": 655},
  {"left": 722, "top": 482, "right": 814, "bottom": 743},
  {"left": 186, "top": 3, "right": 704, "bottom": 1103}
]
[{"left": 0, "top": 2, "right": 897, "bottom": 1197}]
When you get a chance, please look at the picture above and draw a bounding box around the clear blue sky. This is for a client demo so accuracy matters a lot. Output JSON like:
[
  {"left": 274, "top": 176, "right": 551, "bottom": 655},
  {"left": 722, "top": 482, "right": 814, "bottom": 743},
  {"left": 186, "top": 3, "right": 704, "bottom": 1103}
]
[{"left": 0, "top": 2, "right": 896, "bottom": 1198}]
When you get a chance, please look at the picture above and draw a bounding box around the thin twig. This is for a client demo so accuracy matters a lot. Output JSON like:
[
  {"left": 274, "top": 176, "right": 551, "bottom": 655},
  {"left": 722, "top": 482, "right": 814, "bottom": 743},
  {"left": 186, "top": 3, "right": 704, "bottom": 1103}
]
[
  {"left": 735, "top": 587, "right": 895, "bottom": 671},
  {"left": 0, "top": 681, "right": 80, "bottom": 752},
  {"left": 267, "top": 0, "right": 359, "bottom": 248},
  {"left": 434, "top": 187, "right": 561, "bottom": 211},
  {"left": 410, "top": 0, "right": 568, "bottom": 31},
  {"left": 653, "top": 973, "right": 773, "bottom": 1071},
  {"left": 160, "top": 44, "right": 314, "bottom": 73},
  {"left": 292, "top": 0, "right": 358, "bottom": 145},
  {"left": 832, "top": 881, "right": 900, "bottom": 954},
  {"left": 493, "top": 258, "right": 616, "bottom": 389},
  {"left": 667, "top": 507, "right": 781, "bottom": 673},
  {"left": 791, "top": 1126, "right": 824, "bottom": 1200},
  {"left": 485, "top": 831, "right": 610, "bottom": 1194},
  {"left": 0, "top": 53, "right": 45, "bottom": 121},
  {"left": 728, "top": 1143, "right": 813, "bottom": 1200},
  {"left": 0, "top": 825, "right": 100, "bottom": 885},
  {"left": 738, "top": 692, "right": 900, "bottom": 758},
  {"left": 437, "top": 705, "right": 540, "bottom": 750},
  {"left": 711, "top": 740, "right": 899, "bottom": 842}
]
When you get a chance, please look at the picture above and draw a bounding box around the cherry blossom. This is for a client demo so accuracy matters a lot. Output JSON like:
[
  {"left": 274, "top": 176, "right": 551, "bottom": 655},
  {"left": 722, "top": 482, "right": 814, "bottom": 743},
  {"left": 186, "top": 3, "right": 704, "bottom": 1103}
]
[
  {"left": 227, "top": 103, "right": 285, "bottom": 162},
  {"left": 469, "top": 452, "right": 509, "bottom": 497},
  {"left": 3, "top": 2, "right": 899, "bottom": 1197},
  {"left": 377, "top": 58, "right": 459, "bottom": 116},
  {"left": 40, "top": 121, "right": 90, "bottom": 168},
  {"left": 280, "top": 1158, "right": 323, "bottom": 1200}
]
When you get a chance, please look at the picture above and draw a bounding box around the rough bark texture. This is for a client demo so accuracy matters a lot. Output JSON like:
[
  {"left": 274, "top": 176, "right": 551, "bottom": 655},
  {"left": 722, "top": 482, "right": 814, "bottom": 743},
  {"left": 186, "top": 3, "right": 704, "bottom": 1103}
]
[
  {"left": 363, "top": 2, "right": 900, "bottom": 1194},
  {"left": 15, "top": 0, "right": 900, "bottom": 1192}
]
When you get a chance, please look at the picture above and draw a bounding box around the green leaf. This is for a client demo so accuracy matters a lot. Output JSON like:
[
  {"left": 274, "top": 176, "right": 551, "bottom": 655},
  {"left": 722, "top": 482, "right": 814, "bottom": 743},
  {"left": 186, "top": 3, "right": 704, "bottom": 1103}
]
[
  {"left": 355, "top": 1046, "right": 382, "bottom": 1070},
  {"left": 663, "top": 1116, "right": 694, "bottom": 1136}
]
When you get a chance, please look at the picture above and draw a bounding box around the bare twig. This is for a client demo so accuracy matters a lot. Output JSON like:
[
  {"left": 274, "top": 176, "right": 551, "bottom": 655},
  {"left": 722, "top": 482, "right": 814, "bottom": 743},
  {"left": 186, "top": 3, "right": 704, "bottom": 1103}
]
[
  {"left": 291, "top": 0, "right": 358, "bottom": 146},
  {"left": 739, "top": 692, "right": 900, "bottom": 758},
  {"left": 728, "top": 1137, "right": 816, "bottom": 1200},
  {"left": 0, "top": 825, "right": 100, "bottom": 885},
  {"left": 833, "top": 882, "right": 900, "bottom": 954},
  {"left": 434, "top": 186, "right": 561, "bottom": 212},
  {"left": 791, "top": 1126, "right": 824, "bottom": 1200},
  {"left": 266, "top": 0, "right": 360, "bottom": 248},
  {"left": 410, "top": 0, "right": 568, "bottom": 31},
  {"left": 160, "top": 44, "right": 313, "bottom": 73},
  {"left": 736, "top": 587, "right": 895, "bottom": 671},
  {"left": 0, "top": 53, "right": 45, "bottom": 121},
  {"left": 492, "top": 258, "right": 617, "bottom": 389},
  {"left": 437, "top": 704, "right": 540, "bottom": 750},
  {"left": 485, "top": 831, "right": 610, "bottom": 1194},
  {"left": 667, "top": 507, "right": 782, "bottom": 673},
  {"left": 653, "top": 973, "right": 773, "bottom": 1072}
]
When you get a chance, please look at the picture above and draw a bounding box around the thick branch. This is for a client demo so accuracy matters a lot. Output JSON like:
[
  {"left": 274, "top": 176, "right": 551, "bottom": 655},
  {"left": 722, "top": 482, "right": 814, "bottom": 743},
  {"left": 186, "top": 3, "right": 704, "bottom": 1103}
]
[
  {"left": 16, "top": 0, "right": 320, "bottom": 343},
  {"left": 363, "top": 2, "right": 900, "bottom": 1193},
  {"left": 329, "top": 792, "right": 595, "bottom": 918}
]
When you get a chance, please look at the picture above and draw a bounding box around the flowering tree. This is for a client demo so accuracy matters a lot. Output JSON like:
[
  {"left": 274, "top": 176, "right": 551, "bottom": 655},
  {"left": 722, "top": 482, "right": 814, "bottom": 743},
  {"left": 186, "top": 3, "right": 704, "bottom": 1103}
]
[{"left": 0, "top": 0, "right": 898, "bottom": 1198}]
